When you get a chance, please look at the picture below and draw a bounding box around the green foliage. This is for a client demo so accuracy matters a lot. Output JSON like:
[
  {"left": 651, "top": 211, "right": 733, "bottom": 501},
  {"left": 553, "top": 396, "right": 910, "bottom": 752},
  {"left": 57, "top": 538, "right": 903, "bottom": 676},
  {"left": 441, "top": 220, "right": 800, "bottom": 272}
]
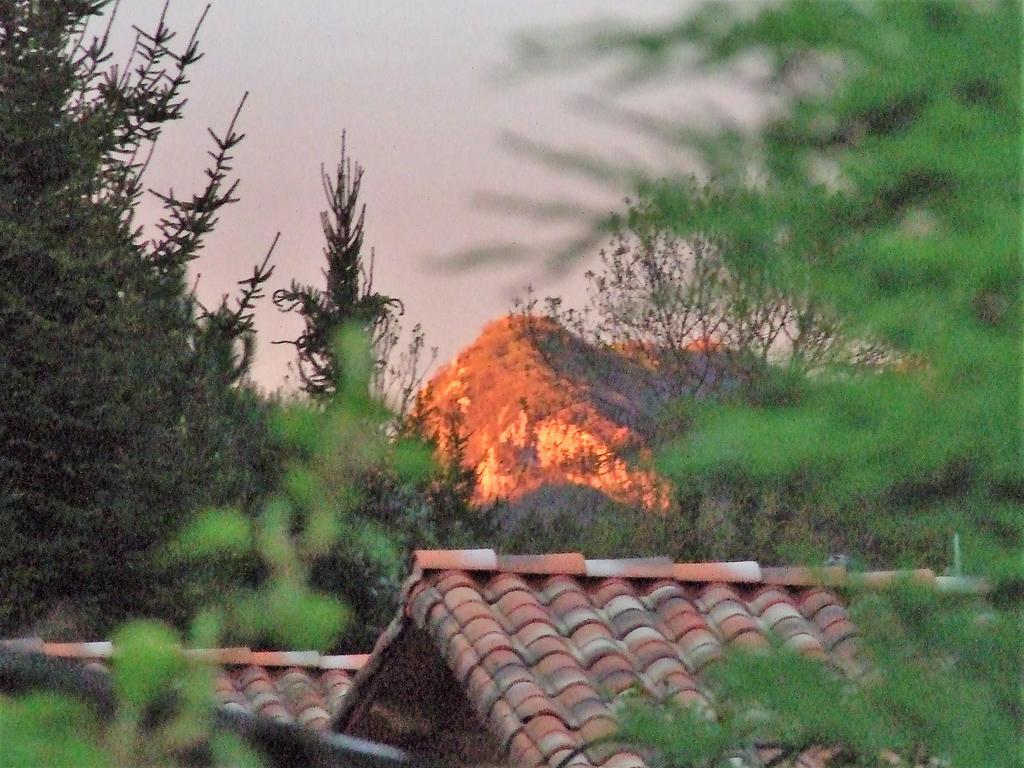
[
  {"left": 530, "top": 0, "right": 1022, "bottom": 765},
  {"left": 0, "top": 0, "right": 280, "bottom": 636},
  {"left": 0, "top": 692, "right": 106, "bottom": 768},
  {"left": 112, "top": 622, "right": 185, "bottom": 711}
]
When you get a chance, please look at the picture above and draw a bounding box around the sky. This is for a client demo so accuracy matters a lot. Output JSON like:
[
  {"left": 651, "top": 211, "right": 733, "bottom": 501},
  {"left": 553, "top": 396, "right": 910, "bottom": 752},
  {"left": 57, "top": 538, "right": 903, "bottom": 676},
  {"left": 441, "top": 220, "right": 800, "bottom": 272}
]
[{"left": 111, "top": 2, "right": 766, "bottom": 391}]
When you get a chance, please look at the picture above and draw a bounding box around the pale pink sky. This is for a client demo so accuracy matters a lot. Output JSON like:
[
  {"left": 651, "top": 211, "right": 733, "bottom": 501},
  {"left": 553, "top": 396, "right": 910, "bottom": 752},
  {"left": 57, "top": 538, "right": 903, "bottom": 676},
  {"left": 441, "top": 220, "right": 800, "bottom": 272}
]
[{"left": 114, "top": 2, "right": 765, "bottom": 390}]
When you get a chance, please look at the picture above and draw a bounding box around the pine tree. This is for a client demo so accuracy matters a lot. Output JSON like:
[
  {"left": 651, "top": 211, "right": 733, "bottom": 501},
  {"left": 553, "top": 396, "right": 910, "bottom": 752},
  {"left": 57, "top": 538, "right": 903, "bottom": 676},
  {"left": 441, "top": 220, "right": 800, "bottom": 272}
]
[
  {"left": 274, "top": 133, "right": 402, "bottom": 397},
  {"left": 0, "top": 1, "right": 277, "bottom": 634}
]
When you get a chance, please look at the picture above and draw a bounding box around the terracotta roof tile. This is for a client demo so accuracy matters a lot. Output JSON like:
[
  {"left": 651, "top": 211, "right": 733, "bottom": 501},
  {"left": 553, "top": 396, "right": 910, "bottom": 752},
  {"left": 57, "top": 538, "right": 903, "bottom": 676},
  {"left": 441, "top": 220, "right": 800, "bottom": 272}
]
[
  {"left": 762, "top": 566, "right": 847, "bottom": 587},
  {"left": 674, "top": 561, "right": 761, "bottom": 583},
  {"left": 332, "top": 551, "right": 967, "bottom": 768},
  {"left": 498, "top": 553, "right": 588, "bottom": 576},
  {"left": 583, "top": 558, "right": 674, "bottom": 579},
  {"left": 13, "top": 642, "right": 367, "bottom": 731},
  {"left": 414, "top": 548, "right": 499, "bottom": 571}
]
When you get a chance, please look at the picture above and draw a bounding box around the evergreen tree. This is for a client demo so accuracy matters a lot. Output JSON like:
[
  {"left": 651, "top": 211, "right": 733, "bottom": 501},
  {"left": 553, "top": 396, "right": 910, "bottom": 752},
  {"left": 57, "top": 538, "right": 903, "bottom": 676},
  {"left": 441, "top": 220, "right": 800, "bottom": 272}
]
[
  {"left": 274, "top": 133, "right": 402, "bottom": 397},
  {"left": 0, "top": 1, "right": 277, "bottom": 634}
]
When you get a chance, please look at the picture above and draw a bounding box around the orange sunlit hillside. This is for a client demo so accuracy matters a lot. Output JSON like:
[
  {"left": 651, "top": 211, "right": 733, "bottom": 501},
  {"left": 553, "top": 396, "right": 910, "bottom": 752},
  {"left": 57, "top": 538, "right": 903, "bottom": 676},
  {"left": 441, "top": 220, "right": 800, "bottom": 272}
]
[{"left": 416, "top": 316, "right": 743, "bottom": 513}]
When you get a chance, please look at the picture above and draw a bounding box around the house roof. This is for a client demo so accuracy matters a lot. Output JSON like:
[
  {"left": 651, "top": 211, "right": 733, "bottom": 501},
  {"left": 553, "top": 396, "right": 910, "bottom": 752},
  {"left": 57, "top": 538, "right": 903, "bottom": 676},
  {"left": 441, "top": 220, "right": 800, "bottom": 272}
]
[
  {"left": 332, "top": 549, "right": 981, "bottom": 768},
  {"left": 1, "top": 638, "right": 368, "bottom": 731}
]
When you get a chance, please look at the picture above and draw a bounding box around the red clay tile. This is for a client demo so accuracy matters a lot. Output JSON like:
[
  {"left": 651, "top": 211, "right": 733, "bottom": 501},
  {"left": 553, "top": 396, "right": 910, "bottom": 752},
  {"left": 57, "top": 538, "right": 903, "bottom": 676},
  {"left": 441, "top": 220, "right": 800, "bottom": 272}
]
[
  {"left": 632, "top": 639, "right": 678, "bottom": 669},
  {"left": 571, "top": 622, "right": 615, "bottom": 649},
  {"left": 523, "top": 714, "right": 570, "bottom": 741},
  {"left": 674, "top": 561, "right": 761, "bottom": 584},
  {"left": 481, "top": 648, "right": 523, "bottom": 678},
  {"left": 549, "top": 590, "right": 593, "bottom": 617},
  {"left": 451, "top": 644, "right": 482, "bottom": 684},
  {"left": 243, "top": 677, "right": 275, "bottom": 697},
  {"left": 318, "top": 654, "right": 369, "bottom": 671},
  {"left": 783, "top": 632, "right": 825, "bottom": 656},
  {"left": 812, "top": 604, "right": 849, "bottom": 631},
  {"left": 644, "top": 656, "right": 689, "bottom": 687},
  {"left": 493, "top": 664, "right": 536, "bottom": 695},
  {"left": 677, "top": 626, "right": 718, "bottom": 655},
  {"left": 555, "top": 682, "right": 602, "bottom": 712},
  {"left": 584, "top": 740, "right": 625, "bottom": 765},
  {"left": 509, "top": 731, "right": 545, "bottom": 768},
  {"left": 602, "top": 751, "right": 647, "bottom": 768},
  {"left": 539, "top": 575, "right": 587, "bottom": 603},
  {"left": 466, "top": 664, "right": 495, "bottom": 705},
  {"left": 671, "top": 687, "right": 710, "bottom": 710},
  {"left": 794, "top": 746, "right": 830, "bottom": 768},
  {"left": 237, "top": 665, "right": 271, "bottom": 687},
  {"left": 662, "top": 670, "right": 702, "bottom": 697},
  {"left": 545, "top": 665, "right": 591, "bottom": 695},
  {"left": 505, "top": 680, "right": 550, "bottom": 711},
  {"left": 604, "top": 594, "right": 645, "bottom": 618},
  {"left": 748, "top": 587, "right": 794, "bottom": 615},
  {"left": 572, "top": 697, "right": 614, "bottom": 725},
  {"left": 584, "top": 558, "right": 674, "bottom": 579},
  {"left": 591, "top": 655, "right": 638, "bottom": 695},
  {"left": 684, "top": 638, "right": 724, "bottom": 671},
  {"left": 762, "top": 566, "right": 846, "bottom": 587},
  {"left": 389, "top": 552, "right": 880, "bottom": 768},
  {"left": 530, "top": 723, "right": 578, "bottom": 759},
  {"left": 409, "top": 585, "right": 444, "bottom": 625},
  {"left": 577, "top": 637, "right": 622, "bottom": 668},
  {"left": 578, "top": 714, "right": 619, "bottom": 744},
  {"left": 249, "top": 650, "right": 321, "bottom": 668},
  {"left": 497, "top": 588, "right": 545, "bottom": 616},
  {"left": 773, "top": 615, "right": 814, "bottom": 642},
  {"left": 659, "top": 608, "right": 708, "bottom": 642},
  {"left": 453, "top": 601, "right": 494, "bottom": 628},
  {"left": 559, "top": 606, "right": 605, "bottom": 635},
  {"left": 443, "top": 585, "right": 487, "bottom": 611},
  {"left": 484, "top": 573, "right": 533, "bottom": 602},
  {"left": 488, "top": 697, "right": 524, "bottom": 746},
  {"left": 697, "top": 584, "right": 744, "bottom": 611},
  {"left": 506, "top": 603, "right": 553, "bottom": 632},
  {"left": 499, "top": 553, "right": 587, "bottom": 576},
  {"left": 515, "top": 693, "right": 566, "bottom": 722},
  {"left": 644, "top": 581, "right": 690, "bottom": 606},
  {"left": 590, "top": 579, "right": 637, "bottom": 607},
  {"left": 621, "top": 626, "right": 666, "bottom": 650},
  {"left": 611, "top": 609, "right": 652, "bottom": 638},
  {"left": 474, "top": 630, "right": 516, "bottom": 659},
  {"left": 463, "top": 615, "right": 506, "bottom": 644},
  {"left": 798, "top": 589, "right": 840, "bottom": 618},
  {"left": 534, "top": 652, "right": 581, "bottom": 681},
  {"left": 707, "top": 599, "right": 749, "bottom": 626},
  {"left": 44, "top": 641, "right": 113, "bottom": 659},
  {"left": 523, "top": 634, "right": 573, "bottom": 664},
  {"left": 717, "top": 612, "right": 759, "bottom": 642},
  {"left": 760, "top": 601, "right": 806, "bottom": 629},
  {"left": 425, "top": 604, "right": 462, "bottom": 646},
  {"left": 186, "top": 647, "right": 252, "bottom": 665},
  {"left": 415, "top": 549, "right": 498, "bottom": 572},
  {"left": 821, "top": 619, "right": 858, "bottom": 649},
  {"left": 516, "top": 621, "right": 561, "bottom": 648},
  {"left": 729, "top": 630, "right": 770, "bottom": 650},
  {"left": 434, "top": 569, "right": 480, "bottom": 592}
]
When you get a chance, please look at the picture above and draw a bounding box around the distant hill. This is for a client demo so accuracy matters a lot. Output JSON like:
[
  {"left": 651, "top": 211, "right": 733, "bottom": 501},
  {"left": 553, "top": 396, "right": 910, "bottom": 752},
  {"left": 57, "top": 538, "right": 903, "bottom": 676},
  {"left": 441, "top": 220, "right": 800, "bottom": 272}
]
[{"left": 416, "top": 315, "right": 739, "bottom": 515}]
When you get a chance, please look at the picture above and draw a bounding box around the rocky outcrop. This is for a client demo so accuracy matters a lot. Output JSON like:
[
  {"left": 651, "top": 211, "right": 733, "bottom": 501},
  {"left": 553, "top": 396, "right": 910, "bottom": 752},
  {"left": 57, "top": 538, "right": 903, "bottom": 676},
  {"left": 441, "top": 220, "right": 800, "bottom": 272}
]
[{"left": 417, "top": 316, "right": 685, "bottom": 511}]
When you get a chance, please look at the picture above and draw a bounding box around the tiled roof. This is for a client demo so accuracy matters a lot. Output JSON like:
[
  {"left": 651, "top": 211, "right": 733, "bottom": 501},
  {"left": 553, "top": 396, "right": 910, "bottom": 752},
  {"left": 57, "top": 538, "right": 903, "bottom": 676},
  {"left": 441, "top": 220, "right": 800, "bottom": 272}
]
[
  {"left": 333, "top": 550, "right": 985, "bottom": 768},
  {"left": 2, "top": 639, "right": 368, "bottom": 731}
]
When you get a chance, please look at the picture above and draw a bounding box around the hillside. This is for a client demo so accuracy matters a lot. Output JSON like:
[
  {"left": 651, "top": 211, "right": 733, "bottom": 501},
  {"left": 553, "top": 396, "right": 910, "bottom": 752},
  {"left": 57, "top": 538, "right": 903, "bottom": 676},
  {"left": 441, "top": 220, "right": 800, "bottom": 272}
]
[{"left": 416, "top": 315, "right": 736, "bottom": 513}]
